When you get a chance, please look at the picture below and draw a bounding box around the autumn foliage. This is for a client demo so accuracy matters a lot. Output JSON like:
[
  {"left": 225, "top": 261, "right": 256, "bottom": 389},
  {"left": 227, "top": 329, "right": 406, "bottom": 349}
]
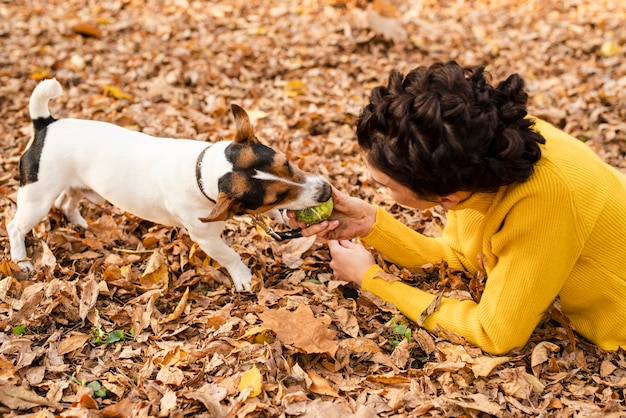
[{"left": 0, "top": 0, "right": 625, "bottom": 416}]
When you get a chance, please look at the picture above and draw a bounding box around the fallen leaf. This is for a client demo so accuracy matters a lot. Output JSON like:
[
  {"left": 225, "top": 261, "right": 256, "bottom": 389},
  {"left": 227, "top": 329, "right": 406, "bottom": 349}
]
[
  {"left": 57, "top": 332, "right": 91, "bottom": 356},
  {"left": 305, "top": 369, "right": 339, "bottom": 397},
  {"left": 260, "top": 303, "right": 339, "bottom": 356},
  {"left": 79, "top": 276, "right": 100, "bottom": 321},
  {"left": 102, "top": 84, "right": 133, "bottom": 101},
  {"left": 470, "top": 355, "right": 512, "bottom": 378},
  {"left": 161, "top": 287, "right": 189, "bottom": 323},
  {"left": 238, "top": 364, "right": 263, "bottom": 398},
  {"left": 531, "top": 341, "right": 560, "bottom": 377},
  {"left": 284, "top": 79, "right": 306, "bottom": 97},
  {"left": 71, "top": 22, "right": 101, "bottom": 38},
  {"left": 0, "top": 384, "right": 59, "bottom": 410}
]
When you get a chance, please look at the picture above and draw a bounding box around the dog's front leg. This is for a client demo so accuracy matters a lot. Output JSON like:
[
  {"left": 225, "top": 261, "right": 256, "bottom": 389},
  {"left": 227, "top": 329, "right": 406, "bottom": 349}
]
[{"left": 187, "top": 223, "right": 252, "bottom": 292}]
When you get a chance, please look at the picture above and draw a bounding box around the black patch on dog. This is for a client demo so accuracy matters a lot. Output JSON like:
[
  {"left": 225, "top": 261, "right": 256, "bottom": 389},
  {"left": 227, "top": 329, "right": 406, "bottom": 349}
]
[
  {"left": 217, "top": 170, "right": 266, "bottom": 212},
  {"left": 19, "top": 116, "right": 56, "bottom": 186},
  {"left": 225, "top": 142, "right": 277, "bottom": 171}
]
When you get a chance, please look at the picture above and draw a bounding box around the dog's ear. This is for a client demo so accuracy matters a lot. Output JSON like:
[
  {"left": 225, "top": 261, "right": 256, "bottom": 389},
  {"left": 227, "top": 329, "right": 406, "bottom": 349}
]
[
  {"left": 231, "top": 104, "right": 259, "bottom": 144},
  {"left": 199, "top": 192, "right": 242, "bottom": 223}
]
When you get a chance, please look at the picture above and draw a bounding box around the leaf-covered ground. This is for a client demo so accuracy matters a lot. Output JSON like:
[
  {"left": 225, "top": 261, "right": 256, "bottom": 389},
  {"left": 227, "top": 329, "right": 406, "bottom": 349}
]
[{"left": 1, "top": 0, "right": 625, "bottom": 416}]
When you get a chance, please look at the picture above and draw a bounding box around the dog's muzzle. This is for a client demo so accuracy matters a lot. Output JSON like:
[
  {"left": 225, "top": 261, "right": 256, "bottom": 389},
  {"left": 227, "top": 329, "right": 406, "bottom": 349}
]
[{"left": 251, "top": 215, "right": 303, "bottom": 241}]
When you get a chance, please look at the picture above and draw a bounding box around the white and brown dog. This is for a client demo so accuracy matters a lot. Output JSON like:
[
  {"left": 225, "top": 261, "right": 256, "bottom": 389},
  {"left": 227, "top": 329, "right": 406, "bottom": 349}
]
[{"left": 8, "top": 79, "right": 331, "bottom": 291}]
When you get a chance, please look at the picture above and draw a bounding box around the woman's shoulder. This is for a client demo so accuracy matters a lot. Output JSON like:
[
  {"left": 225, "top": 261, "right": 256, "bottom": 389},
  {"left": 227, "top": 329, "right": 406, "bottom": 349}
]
[{"left": 529, "top": 117, "right": 621, "bottom": 185}]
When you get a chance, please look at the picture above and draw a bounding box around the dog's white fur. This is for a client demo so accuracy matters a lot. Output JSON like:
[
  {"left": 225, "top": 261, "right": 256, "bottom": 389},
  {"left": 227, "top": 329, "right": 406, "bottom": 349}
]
[{"left": 8, "top": 79, "right": 331, "bottom": 291}]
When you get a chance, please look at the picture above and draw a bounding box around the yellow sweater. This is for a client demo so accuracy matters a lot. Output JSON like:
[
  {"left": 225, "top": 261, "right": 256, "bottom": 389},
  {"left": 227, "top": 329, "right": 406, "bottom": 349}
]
[{"left": 361, "top": 118, "right": 626, "bottom": 355}]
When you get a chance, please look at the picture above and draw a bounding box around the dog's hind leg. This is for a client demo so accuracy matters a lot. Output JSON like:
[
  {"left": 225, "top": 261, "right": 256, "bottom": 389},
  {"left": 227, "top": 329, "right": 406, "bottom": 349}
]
[
  {"left": 54, "top": 188, "right": 89, "bottom": 228},
  {"left": 8, "top": 185, "right": 60, "bottom": 271},
  {"left": 187, "top": 222, "right": 253, "bottom": 292}
]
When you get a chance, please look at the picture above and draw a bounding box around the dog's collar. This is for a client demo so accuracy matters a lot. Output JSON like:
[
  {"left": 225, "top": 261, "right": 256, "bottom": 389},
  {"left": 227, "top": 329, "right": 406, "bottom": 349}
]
[{"left": 195, "top": 145, "right": 216, "bottom": 204}]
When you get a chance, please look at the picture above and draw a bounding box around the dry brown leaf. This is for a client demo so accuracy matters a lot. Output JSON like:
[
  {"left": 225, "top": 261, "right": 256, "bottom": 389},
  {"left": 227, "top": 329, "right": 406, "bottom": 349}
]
[
  {"left": 100, "top": 398, "right": 136, "bottom": 418},
  {"left": 305, "top": 369, "right": 340, "bottom": 397},
  {"left": 449, "top": 393, "right": 503, "bottom": 416},
  {"left": 531, "top": 341, "right": 561, "bottom": 377},
  {"left": 0, "top": 384, "right": 59, "bottom": 410},
  {"left": 181, "top": 383, "right": 227, "bottom": 416},
  {"left": 497, "top": 367, "right": 534, "bottom": 399},
  {"left": 160, "top": 287, "right": 189, "bottom": 323},
  {"left": 71, "top": 22, "right": 101, "bottom": 38},
  {"left": 416, "top": 290, "right": 443, "bottom": 327},
  {"left": 79, "top": 276, "right": 100, "bottom": 321},
  {"left": 259, "top": 303, "right": 339, "bottom": 356},
  {"left": 470, "top": 355, "right": 512, "bottom": 378},
  {"left": 1, "top": 0, "right": 625, "bottom": 416},
  {"left": 57, "top": 332, "right": 90, "bottom": 356}
]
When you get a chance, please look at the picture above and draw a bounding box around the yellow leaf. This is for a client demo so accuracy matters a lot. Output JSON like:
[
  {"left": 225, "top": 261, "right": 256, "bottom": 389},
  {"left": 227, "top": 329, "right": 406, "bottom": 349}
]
[
  {"left": 120, "top": 264, "right": 133, "bottom": 279},
  {"left": 155, "top": 346, "right": 190, "bottom": 367},
  {"left": 600, "top": 40, "right": 621, "bottom": 57},
  {"left": 96, "top": 17, "right": 112, "bottom": 24},
  {"left": 140, "top": 251, "right": 169, "bottom": 289},
  {"left": 103, "top": 84, "right": 133, "bottom": 101},
  {"left": 29, "top": 67, "right": 50, "bottom": 81},
  {"left": 238, "top": 365, "right": 263, "bottom": 398},
  {"left": 0, "top": 260, "right": 20, "bottom": 276},
  {"left": 140, "top": 264, "right": 169, "bottom": 289},
  {"left": 284, "top": 79, "right": 306, "bottom": 97},
  {"left": 238, "top": 326, "right": 273, "bottom": 344}
]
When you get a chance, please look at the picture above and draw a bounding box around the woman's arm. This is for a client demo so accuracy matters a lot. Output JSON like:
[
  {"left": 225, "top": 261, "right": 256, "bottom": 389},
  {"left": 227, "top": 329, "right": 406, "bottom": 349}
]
[
  {"left": 362, "top": 187, "right": 584, "bottom": 355},
  {"left": 361, "top": 206, "right": 468, "bottom": 270}
]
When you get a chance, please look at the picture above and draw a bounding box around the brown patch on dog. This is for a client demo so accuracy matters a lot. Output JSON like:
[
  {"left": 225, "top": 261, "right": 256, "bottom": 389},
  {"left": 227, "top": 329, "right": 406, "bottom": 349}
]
[
  {"left": 229, "top": 171, "right": 253, "bottom": 195},
  {"left": 270, "top": 153, "right": 297, "bottom": 178},
  {"left": 231, "top": 146, "right": 258, "bottom": 170}
]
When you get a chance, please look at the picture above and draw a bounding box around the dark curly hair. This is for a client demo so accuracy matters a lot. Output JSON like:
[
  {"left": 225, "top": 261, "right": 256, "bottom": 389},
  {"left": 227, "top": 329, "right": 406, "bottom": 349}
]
[{"left": 356, "top": 61, "right": 546, "bottom": 200}]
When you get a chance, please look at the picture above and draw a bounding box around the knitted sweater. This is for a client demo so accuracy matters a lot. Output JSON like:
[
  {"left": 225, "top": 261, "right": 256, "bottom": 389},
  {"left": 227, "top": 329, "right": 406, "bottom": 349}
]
[{"left": 361, "top": 117, "right": 626, "bottom": 355}]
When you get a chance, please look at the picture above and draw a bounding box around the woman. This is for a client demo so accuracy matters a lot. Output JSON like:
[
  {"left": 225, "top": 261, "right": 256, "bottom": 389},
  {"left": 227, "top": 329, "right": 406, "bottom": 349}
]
[{"left": 295, "top": 61, "right": 626, "bottom": 355}]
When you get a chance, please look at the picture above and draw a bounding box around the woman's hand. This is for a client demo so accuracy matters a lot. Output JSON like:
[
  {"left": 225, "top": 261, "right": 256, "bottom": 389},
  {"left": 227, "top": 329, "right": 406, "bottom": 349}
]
[
  {"left": 288, "top": 187, "right": 377, "bottom": 241},
  {"left": 328, "top": 240, "right": 376, "bottom": 288}
]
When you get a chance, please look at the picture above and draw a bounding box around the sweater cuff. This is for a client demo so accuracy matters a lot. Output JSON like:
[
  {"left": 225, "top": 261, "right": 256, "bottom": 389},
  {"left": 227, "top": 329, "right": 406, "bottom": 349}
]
[
  {"left": 362, "top": 265, "right": 438, "bottom": 325},
  {"left": 361, "top": 206, "right": 387, "bottom": 244},
  {"left": 362, "top": 264, "right": 384, "bottom": 287}
]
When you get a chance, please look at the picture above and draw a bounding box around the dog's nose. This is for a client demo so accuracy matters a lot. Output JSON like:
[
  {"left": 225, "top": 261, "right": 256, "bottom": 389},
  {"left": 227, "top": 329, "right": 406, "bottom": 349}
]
[{"left": 318, "top": 181, "right": 332, "bottom": 202}]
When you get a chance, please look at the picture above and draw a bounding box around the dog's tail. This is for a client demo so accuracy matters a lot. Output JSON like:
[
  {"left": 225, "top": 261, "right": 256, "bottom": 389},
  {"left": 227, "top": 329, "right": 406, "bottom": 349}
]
[{"left": 29, "top": 78, "right": 63, "bottom": 120}]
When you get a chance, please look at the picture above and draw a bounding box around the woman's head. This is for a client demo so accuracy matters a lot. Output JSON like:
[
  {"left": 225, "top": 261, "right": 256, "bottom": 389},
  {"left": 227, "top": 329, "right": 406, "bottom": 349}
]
[{"left": 356, "top": 61, "right": 545, "bottom": 200}]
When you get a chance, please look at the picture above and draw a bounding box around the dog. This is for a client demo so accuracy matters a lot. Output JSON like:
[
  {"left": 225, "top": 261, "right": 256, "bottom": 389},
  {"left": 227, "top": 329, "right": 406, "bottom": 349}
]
[{"left": 7, "top": 79, "right": 331, "bottom": 291}]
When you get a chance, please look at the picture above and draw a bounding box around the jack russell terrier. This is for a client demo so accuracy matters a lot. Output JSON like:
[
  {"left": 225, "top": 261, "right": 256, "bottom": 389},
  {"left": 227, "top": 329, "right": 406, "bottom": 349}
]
[{"left": 8, "top": 79, "right": 331, "bottom": 291}]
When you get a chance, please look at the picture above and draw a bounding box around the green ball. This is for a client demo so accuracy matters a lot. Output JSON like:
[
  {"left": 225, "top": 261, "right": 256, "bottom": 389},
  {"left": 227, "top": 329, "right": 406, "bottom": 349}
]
[{"left": 294, "top": 198, "right": 334, "bottom": 225}]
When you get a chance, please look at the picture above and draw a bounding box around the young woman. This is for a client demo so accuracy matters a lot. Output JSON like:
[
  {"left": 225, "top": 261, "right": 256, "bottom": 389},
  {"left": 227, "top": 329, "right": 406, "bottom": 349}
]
[{"left": 296, "top": 61, "right": 626, "bottom": 355}]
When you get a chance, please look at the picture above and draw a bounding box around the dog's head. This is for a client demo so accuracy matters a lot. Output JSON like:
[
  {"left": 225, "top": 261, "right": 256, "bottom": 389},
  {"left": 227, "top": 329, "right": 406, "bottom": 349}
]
[{"left": 200, "top": 105, "right": 331, "bottom": 223}]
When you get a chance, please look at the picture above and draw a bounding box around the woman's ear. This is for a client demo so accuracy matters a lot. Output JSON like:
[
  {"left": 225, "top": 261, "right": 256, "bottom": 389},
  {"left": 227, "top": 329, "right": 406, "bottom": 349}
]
[{"left": 439, "top": 192, "right": 472, "bottom": 210}]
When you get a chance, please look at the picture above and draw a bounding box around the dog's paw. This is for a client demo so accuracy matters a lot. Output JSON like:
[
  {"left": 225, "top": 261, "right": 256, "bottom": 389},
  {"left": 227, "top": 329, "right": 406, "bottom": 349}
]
[
  {"left": 231, "top": 273, "right": 252, "bottom": 292},
  {"left": 17, "top": 260, "right": 34, "bottom": 274}
]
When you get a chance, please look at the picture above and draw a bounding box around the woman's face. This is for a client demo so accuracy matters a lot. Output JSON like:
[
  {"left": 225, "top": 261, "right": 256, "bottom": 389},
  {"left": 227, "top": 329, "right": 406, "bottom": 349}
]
[
  {"left": 366, "top": 163, "right": 439, "bottom": 210},
  {"left": 365, "top": 159, "right": 471, "bottom": 210}
]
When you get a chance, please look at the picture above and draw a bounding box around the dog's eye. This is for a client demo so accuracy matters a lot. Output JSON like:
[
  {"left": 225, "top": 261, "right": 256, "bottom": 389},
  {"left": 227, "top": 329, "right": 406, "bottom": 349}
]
[{"left": 272, "top": 191, "right": 289, "bottom": 205}]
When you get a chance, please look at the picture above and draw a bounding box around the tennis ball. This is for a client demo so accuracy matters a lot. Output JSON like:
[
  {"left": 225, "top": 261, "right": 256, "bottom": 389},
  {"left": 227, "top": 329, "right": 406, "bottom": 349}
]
[{"left": 294, "top": 198, "right": 334, "bottom": 225}]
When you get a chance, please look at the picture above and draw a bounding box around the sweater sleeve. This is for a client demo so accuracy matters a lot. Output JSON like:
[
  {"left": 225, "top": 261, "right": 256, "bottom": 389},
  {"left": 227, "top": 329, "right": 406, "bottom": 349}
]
[
  {"left": 361, "top": 206, "right": 468, "bottom": 270},
  {"left": 361, "top": 182, "right": 585, "bottom": 355}
]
